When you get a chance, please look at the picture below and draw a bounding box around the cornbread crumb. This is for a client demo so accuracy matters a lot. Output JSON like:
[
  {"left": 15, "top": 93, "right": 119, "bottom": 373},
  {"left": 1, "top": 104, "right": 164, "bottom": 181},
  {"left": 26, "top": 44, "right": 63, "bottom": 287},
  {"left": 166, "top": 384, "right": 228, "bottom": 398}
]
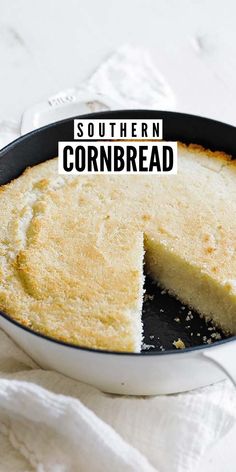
[
  {"left": 211, "top": 332, "right": 222, "bottom": 340},
  {"left": 143, "top": 293, "right": 154, "bottom": 302},
  {"left": 142, "top": 343, "right": 155, "bottom": 350},
  {"left": 173, "top": 338, "right": 186, "bottom": 350}
]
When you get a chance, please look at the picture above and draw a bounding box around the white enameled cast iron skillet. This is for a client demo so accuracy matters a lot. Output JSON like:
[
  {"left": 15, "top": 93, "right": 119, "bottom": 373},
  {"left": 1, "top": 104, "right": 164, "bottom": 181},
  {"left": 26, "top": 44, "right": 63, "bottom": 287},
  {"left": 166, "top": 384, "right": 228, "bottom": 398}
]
[{"left": 0, "top": 110, "right": 235, "bottom": 395}]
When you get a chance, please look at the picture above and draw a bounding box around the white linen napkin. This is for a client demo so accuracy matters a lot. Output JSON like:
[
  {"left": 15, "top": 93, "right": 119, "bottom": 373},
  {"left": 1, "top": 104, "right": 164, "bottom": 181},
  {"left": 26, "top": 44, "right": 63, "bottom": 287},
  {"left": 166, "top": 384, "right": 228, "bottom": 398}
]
[{"left": 0, "top": 45, "right": 235, "bottom": 472}]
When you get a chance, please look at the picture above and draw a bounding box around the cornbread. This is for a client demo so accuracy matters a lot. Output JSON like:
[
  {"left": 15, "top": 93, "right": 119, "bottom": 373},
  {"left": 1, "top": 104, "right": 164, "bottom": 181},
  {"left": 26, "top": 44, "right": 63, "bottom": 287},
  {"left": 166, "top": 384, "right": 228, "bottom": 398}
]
[
  {"left": 173, "top": 339, "right": 186, "bottom": 350},
  {"left": 0, "top": 143, "right": 236, "bottom": 351}
]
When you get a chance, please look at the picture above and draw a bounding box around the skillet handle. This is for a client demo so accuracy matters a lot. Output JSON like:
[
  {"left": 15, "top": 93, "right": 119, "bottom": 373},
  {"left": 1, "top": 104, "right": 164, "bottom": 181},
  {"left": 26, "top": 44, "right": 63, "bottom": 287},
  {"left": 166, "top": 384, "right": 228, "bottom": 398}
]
[
  {"left": 203, "top": 341, "right": 236, "bottom": 387},
  {"left": 21, "top": 93, "right": 121, "bottom": 135}
]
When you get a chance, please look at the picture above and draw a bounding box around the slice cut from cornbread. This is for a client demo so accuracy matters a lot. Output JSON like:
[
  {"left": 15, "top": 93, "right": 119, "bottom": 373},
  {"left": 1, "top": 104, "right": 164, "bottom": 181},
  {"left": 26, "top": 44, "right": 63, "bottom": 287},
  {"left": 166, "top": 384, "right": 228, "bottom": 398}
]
[{"left": 0, "top": 143, "right": 235, "bottom": 351}]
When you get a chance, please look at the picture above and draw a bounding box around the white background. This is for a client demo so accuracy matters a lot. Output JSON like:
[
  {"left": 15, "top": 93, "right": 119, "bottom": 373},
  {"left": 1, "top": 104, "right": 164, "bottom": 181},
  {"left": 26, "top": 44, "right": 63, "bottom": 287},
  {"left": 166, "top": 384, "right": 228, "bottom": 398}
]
[{"left": 0, "top": 0, "right": 235, "bottom": 470}]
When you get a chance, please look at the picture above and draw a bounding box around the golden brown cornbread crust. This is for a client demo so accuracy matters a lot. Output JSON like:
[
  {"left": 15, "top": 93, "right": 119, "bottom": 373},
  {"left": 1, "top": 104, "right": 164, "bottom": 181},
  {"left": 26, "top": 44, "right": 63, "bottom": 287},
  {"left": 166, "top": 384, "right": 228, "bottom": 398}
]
[
  {"left": 0, "top": 142, "right": 235, "bottom": 351},
  {"left": 179, "top": 142, "right": 235, "bottom": 164}
]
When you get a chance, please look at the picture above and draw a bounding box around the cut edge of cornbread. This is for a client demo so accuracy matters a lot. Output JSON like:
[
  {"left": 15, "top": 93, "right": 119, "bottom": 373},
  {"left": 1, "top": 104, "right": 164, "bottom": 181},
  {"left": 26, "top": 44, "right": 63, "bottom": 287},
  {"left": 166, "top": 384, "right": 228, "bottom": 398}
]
[{"left": 145, "top": 236, "right": 236, "bottom": 334}]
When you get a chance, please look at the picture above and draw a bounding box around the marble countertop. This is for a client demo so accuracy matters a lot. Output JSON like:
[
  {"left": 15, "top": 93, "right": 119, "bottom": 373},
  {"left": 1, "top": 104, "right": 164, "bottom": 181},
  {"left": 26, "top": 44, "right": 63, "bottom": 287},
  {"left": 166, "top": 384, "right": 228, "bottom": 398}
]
[
  {"left": 1, "top": 0, "right": 236, "bottom": 127},
  {"left": 0, "top": 0, "right": 235, "bottom": 470}
]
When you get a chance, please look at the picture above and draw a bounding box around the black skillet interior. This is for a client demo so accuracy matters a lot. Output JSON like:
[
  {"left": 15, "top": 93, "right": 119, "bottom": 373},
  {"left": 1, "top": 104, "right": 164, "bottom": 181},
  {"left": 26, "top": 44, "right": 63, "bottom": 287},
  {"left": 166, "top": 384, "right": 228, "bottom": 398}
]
[{"left": 0, "top": 110, "right": 234, "bottom": 352}]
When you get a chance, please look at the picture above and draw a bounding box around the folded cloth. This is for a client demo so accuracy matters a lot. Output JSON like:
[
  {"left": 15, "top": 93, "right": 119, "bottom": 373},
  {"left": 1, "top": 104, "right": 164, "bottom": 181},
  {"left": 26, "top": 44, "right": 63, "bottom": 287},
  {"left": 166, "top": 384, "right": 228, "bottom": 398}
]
[
  {"left": 0, "top": 45, "right": 235, "bottom": 472},
  {"left": 0, "top": 328, "right": 235, "bottom": 472},
  {"left": 19, "top": 44, "right": 177, "bottom": 135}
]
